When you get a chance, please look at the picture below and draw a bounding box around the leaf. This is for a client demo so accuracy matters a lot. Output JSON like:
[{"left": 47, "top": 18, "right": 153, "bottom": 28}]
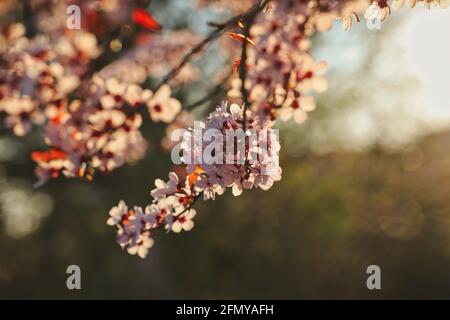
[
  {"left": 187, "top": 165, "right": 203, "bottom": 188},
  {"left": 31, "top": 149, "right": 66, "bottom": 163},
  {"left": 132, "top": 8, "right": 161, "bottom": 30},
  {"left": 233, "top": 59, "right": 241, "bottom": 73},
  {"left": 342, "top": 17, "right": 352, "bottom": 31},
  {"left": 342, "top": 13, "right": 360, "bottom": 31},
  {"left": 228, "top": 32, "right": 255, "bottom": 45}
]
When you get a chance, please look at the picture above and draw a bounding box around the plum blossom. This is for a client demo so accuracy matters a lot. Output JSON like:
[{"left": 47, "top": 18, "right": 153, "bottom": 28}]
[
  {"left": 147, "top": 85, "right": 182, "bottom": 123},
  {"left": 151, "top": 172, "right": 180, "bottom": 200},
  {"left": 3, "top": 97, "right": 41, "bottom": 136},
  {"left": 127, "top": 232, "right": 154, "bottom": 259},
  {"left": 196, "top": 174, "right": 226, "bottom": 200},
  {"left": 107, "top": 200, "right": 129, "bottom": 226},
  {"left": 144, "top": 198, "right": 174, "bottom": 228},
  {"left": 171, "top": 209, "right": 196, "bottom": 233},
  {"left": 108, "top": 203, "right": 155, "bottom": 258},
  {"left": 364, "top": 1, "right": 391, "bottom": 21},
  {"left": 278, "top": 95, "right": 316, "bottom": 124}
]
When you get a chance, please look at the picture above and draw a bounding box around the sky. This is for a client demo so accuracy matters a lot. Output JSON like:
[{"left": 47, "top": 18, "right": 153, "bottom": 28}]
[
  {"left": 296, "top": 6, "right": 450, "bottom": 154},
  {"left": 397, "top": 8, "right": 450, "bottom": 124}
]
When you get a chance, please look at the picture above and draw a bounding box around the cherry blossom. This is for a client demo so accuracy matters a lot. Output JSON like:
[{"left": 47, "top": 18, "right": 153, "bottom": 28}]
[
  {"left": 147, "top": 85, "right": 182, "bottom": 123},
  {"left": 107, "top": 200, "right": 129, "bottom": 226},
  {"left": 171, "top": 209, "right": 196, "bottom": 233},
  {"left": 151, "top": 172, "right": 180, "bottom": 200},
  {"left": 365, "top": 1, "right": 391, "bottom": 21}
]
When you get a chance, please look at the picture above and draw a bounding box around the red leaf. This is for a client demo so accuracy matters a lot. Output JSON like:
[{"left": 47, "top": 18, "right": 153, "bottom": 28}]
[
  {"left": 227, "top": 32, "right": 255, "bottom": 45},
  {"left": 31, "top": 149, "right": 66, "bottom": 163},
  {"left": 233, "top": 59, "right": 241, "bottom": 73},
  {"left": 132, "top": 8, "right": 161, "bottom": 30}
]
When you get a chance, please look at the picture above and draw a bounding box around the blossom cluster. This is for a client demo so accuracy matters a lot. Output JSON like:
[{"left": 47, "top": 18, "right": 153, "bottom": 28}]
[
  {"left": 107, "top": 174, "right": 198, "bottom": 258},
  {"left": 227, "top": 0, "right": 337, "bottom": 124},
  {"left": 226, "top": 0, "right": 450, "bottom": 126},
  {"left": 0, "top": 20, "right": 184, "bottom": 184},
  {"left": 180, "top": 102, "right": 281, "bottom": 196},
  {"left": 33, "top": 75, "right": 148, "bottom": 184},
  {"left": 108, "top": 102, "right": 281, "bottom": 258},
  {"left": 0, "top": 2, "right": 191, "bottom": 184},
  {"left": 342, "top": 0, "right": 450, "bottom": 29},
  {"left": 33, "top": 77, "right": 181, "bottom": 185},
  {"left": 0, "top": 24, "right": 98, "bottom": 135}
]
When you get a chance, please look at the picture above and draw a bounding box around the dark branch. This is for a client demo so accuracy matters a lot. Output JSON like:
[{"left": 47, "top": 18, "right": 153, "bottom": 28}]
[
  {"left": 22, "top": 0, "right": 37, "bottom": 38},
  {"left": 240, "top": 0, "right": 268, "bottom": 131},
  {"left": 153, "top": 0, "right": 269, "bottom": 92},
  {"left": 185, "top": 69, "right": 233, "bottom": 110}
]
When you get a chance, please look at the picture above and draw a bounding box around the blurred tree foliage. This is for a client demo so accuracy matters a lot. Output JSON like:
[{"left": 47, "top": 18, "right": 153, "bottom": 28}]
[{"left": 2, "top": 129, "right": 450, "bottom": 299}]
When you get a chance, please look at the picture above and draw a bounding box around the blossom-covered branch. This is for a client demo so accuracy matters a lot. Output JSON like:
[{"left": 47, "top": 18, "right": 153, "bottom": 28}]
[
  {"left": 1, "top": 0, "right": 449, "bottom": 258},
  {"left": 108, "top": 102, "right": 281, "bottom": 258},
  {"left": 106, "top": 0, "right": 450, "bottom": 258}
]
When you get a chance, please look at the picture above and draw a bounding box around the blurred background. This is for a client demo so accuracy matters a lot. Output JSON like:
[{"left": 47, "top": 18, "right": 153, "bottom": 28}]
[{"left": 1, "top": 1, "right": 450, "bottom": 299}]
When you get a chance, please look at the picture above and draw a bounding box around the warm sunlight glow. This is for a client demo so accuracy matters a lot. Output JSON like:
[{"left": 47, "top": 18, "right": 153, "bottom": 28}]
[{"left": 397, "top": 9, "right": 450, "bottom": 123}]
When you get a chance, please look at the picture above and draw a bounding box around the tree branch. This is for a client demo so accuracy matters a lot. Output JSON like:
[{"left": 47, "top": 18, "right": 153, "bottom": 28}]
[
  {"left": 153, "top": 0, "right": 269, "bottom": 92},
  {"left": 185, "top": 69, "right": 233, "bottom": 110},
  {"left": 22, "top": 0, "right": 37, "bottom": 38},
  {"left": 239, "top": 0, "right": 269, "bottom": 132}
]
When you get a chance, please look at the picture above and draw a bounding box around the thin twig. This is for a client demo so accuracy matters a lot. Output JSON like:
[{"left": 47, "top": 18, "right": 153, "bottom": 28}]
[
  {"left": 238, "top": 15, "right": 252, "bottom": 132},
  {"left": 87, "top": 0, "right": 156, "bottom": 78},
  {"left": 153, "top": 1, "right": 269, "bottom": 92},
  {"left": 185, "top": 69, "right": 233, "bottom": 110},
  {"left": 22, "top": 0, "right": 37, "bottom": 38}
]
